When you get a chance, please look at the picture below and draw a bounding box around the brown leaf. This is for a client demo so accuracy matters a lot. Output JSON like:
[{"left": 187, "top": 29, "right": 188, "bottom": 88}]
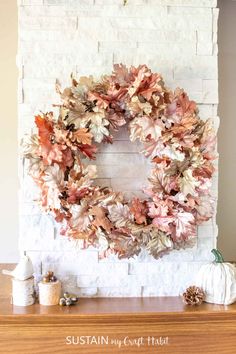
[
  {"left": 109, "top": 228, "right": 141, "bottom": 259},
  {"left": 89, "top": 206, "right": 113, "bottom": 232},
  {"left": 130, "top": 198, "right": 148, "bottom": 225},
  {"left": 78, "top": 144, "right": 97, "bottom": 159}
]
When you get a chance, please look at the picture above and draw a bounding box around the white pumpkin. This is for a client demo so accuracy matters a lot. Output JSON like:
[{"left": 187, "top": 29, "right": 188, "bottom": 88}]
[{"left": 195, "top": 249, "right": 236, "bottom": 305}]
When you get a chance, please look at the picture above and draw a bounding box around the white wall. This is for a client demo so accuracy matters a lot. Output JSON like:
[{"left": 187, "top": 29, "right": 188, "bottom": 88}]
[
  {"left": 3, "top": 0, "right": 236, "bottom": 265},
  {"left": 17, "top": 0, "right": 219, "bottom": 296}
]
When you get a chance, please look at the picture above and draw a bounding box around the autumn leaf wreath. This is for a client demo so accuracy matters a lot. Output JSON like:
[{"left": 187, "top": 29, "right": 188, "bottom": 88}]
[{"left": 22, "top": 64, "right": 217, "bottom": 259}]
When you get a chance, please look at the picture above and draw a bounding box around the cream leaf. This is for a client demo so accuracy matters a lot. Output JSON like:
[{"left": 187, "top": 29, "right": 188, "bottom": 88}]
[
  {"left": 179, "top": 169, "right": 200, "bottom": 196},
  {"left": 108, "top": 202, "right": 133, "bottom": 228},
  {"left": 146, "top": 231, "right": 173, "bottom": 259},
  {"left": 174, "top": 211, "right": 194, "bottom": 238},
  {"left": 43, "top": 163, "right": 64, "bottom": 188},
  {"left": 70, "top": 203, "right": 90, "bottom": 231},
  {"left": 129, "top": 116, "right": 162, "bottom": 142}
]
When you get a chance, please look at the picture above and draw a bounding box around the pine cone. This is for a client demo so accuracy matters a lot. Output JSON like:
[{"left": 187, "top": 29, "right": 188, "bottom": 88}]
[{"left": 182, "top": 286, "right": 205, "bottom": 306}]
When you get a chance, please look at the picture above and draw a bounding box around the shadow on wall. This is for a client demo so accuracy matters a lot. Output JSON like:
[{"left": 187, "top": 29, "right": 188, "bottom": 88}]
[{"left": 218, "top": 0, "right": 236, "bottom": 260}]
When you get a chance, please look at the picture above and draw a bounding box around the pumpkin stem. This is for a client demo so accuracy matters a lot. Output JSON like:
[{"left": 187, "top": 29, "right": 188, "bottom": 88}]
[{"left": 211, "top": 249, "right": 224, "bottom": 263}]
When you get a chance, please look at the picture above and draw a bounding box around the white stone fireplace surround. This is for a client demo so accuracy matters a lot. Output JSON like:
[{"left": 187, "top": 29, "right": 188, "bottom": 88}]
[{"left": 18, "top": 0, "right": 219, "bottom": 297}]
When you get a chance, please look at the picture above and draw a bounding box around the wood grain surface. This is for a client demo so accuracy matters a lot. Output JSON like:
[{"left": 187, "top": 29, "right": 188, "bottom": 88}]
[{"left": 0, "top": 264, "right": 236, "bottom": 354}]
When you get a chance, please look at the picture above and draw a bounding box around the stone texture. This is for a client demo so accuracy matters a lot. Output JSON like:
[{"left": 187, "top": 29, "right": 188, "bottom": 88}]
[{"left": 18, "top": 0, "right": 219, "bottom": 297}]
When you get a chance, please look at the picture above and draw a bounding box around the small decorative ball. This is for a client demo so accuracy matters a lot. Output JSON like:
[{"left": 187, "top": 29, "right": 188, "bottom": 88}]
[
  {"left": 42, "top": 271, "right": 58, "bottom": 283},
  {"left": 42, "top": 276, "right": 50, "bottom": 283},
  {"left": 50, "top": 275, "right": 57, "bottom": 282},
  {"left": 59, "top": 298, "right": 66, "bottom": 306},
  {"left": 58, "top": 293, "right": 78, "bottom": 307},
  {"left": 46, "top": 271, "right": 54, "bottom": 278},
  {"left": 65, "top": 298, "right": 72, "bottom": 306}
]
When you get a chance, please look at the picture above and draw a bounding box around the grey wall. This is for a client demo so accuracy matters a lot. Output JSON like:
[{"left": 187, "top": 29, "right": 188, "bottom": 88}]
[{"left": 218, "top": 0, "right": 236, "bottom": 260}]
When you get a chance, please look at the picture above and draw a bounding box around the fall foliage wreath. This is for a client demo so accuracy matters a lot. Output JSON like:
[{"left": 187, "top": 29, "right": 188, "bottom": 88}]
[{"left": 23, "top": 64, "right": 216, "bottom": 259}]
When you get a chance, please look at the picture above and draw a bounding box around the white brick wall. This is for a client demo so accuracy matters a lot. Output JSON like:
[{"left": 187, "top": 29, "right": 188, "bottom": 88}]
[{"left": 18, "top": 0, "right": 219, "bottom": 297}]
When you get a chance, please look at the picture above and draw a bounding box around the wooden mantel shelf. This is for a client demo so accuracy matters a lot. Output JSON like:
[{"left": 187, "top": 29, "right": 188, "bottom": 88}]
[
  {"left": 1, "top": 297, "right": 236, "bottom": 354},
  {"left": 1, "top": 296, "right": 236, "bottom": 323},
  {"left": 1, "top": 266, "right": 236, "bottom": 353}
]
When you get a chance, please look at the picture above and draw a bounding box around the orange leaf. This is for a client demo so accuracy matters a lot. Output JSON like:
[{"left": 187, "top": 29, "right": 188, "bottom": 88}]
[
  {"left": 73, "top": 128, "right": 93, "bottom": 145},
  {"left": 35, "top": 115, "right": 53, "bottom": 145}
]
